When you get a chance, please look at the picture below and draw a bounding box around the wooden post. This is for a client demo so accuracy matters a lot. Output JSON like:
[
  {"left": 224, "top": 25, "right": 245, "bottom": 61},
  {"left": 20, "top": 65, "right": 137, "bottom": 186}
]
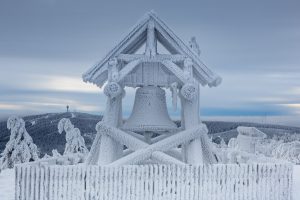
[
  {"left": 180, "top": 83, "right": 205, "bottom": 164},
  {"left": 96, "top": 97, "right": 122, "bottom": 165},
  {"left": 180, "top": 58, "right": 216, "bottom": 164},
  {"left": 145, "top": 19, "right": 157, "bottom": 57},
  {"left": 86, "top": 58, "right": 123, "bottom": 165}
]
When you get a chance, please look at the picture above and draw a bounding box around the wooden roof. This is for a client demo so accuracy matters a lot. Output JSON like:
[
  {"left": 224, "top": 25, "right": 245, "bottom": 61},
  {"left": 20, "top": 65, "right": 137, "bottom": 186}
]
[{"left": 83, "top": 11, "right": 222, "bottom": 88}]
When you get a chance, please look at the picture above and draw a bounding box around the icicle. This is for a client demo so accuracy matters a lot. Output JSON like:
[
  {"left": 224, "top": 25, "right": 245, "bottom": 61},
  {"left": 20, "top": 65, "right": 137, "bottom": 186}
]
[{"left": 170, "top": 82, "right": 178, "bottom": 111}]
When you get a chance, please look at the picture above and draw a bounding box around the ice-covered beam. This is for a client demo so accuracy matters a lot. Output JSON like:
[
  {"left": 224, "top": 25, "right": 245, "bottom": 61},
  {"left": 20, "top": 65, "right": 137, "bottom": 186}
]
[
  {"left": 118, "top": 54, "right": 186, "bottom": 63},
  {"left": 151, "top": 151, "right": 184, "bottom": 165},
  {"left": 145, "top": 20, "right": 157, "bottom": 57},
  {"left": 123, "top": 148, "right": 183, "bottom": 162},
  {"left": 183, "top": 58, "right": 193, "bottom": 81},
  {"left": 96, "top": 123, "right": 185, "bottom": 165},
  {"left": 103, "top": 124, "right": 207, "bottom": 166},
  {"left": 151, "top": 134, "right": 169, "bottom": 143},
  {"left": 161, "top": 60, "right": 195, "bottom": 84},
  {"left": 125, "top": 130, "right": 145, "bottom": 141},
  {"left": 117, "top": 59, "right": 142, "bottom": 82},
  {"left": 86, "top": 89, "right": 123, "bottom": 165},
  {"left": 108, "top": 58, "right": 119, "bottom": 82}
]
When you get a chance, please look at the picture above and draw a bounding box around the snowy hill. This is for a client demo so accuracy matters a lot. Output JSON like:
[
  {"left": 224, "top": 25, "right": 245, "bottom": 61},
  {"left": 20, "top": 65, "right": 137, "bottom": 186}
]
[{"left": 0, "top": 112, "right": 300, "bottom": 156}]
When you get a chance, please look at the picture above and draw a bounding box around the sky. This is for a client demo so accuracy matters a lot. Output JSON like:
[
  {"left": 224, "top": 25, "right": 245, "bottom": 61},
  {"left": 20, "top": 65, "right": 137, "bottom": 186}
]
[{"left": 0, "top": 0, "right": 300, "bottom": 126}]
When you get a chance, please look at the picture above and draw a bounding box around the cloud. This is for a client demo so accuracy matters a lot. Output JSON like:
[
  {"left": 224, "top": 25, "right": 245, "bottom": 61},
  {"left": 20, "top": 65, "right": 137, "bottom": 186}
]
[
  {"left": 0, "top": 103, "right": 25, "bottom": 110},
  {"left": 0, "top": 1, "right": 299, "bottom": 125},
  {"left": 30, "top": 75, "right": 101, "bottom": 93}
]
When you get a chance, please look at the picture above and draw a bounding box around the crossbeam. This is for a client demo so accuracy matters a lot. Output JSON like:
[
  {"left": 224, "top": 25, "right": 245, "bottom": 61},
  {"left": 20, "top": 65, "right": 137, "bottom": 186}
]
[
  {"left": 161, "top": 60, "right": 194, "bottom": 83},
  {"left": 96, "top": 122, "right": 207, "bottom": 166},
  {"left": 118, "top": 54, "right": 187, "bottom": 63},
  {"left": 117, "top": 59, "right": 142, "bottom": 82},
  {"left": 96, "top": 123, "right": 186, "bottom": 165}
]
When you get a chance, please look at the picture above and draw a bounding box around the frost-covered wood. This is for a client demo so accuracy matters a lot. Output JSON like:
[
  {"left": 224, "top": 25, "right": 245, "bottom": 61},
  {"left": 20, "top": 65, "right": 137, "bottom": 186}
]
[
  {"left": 122, "top": 62, "right": 179, "bottom": 87},
  {"left": 15, "top": 163, "right": 293, "bottom": 200},
  {"left": 87, "top": 98, "right": 123, "bottom": 164},
  {"left": 180, "top": 84, "right": 217, "bottom": 164},
  {"left": 82, "top": 11, "right": 221, "bottom": 88},
  {"left": 82, "top": 11, "right": 222, "bottom": 166},
  {"left": 95, "top": 122, "right": 206, "bottom": 166},
  {"left": 145, "top": 19, "right": 157, "bottom": 57},
  {"left": 117, "top": 53, "right": 186, "bottom": 63},
  {"left": 86, "top": 74, "right": 124, "bottom": 165}
]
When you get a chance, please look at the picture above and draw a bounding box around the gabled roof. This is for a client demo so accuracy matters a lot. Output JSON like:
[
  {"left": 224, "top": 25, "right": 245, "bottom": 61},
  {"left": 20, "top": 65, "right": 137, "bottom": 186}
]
[{"left": 82, "top": 11, "right": 222, "bottom": 87}]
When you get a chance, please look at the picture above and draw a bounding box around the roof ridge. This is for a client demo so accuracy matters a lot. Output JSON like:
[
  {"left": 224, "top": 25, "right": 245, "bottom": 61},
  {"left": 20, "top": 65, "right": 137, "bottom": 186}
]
[{"left": 83, "top": 12, "right": 222, "bottom": 87}]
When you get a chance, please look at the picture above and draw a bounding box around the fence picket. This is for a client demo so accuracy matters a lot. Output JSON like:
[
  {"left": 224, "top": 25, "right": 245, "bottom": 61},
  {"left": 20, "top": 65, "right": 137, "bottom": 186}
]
[{"left": 15, "top": 164, "right": 292, "bottom": 200}]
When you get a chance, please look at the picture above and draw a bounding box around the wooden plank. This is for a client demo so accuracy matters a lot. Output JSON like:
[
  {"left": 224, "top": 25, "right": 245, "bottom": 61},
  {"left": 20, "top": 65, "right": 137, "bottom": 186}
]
[{"left": 117, "top": 59, "right": 142, "bottom": 82}]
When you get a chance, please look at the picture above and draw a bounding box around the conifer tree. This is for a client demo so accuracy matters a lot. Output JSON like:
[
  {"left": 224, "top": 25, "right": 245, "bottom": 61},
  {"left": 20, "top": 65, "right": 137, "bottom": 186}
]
[
  {"left": 0, "top": 116, "right": 38, "bottom": 169},
  {"left": 58, "top": 118, "right": 88, "bottom": 155}
]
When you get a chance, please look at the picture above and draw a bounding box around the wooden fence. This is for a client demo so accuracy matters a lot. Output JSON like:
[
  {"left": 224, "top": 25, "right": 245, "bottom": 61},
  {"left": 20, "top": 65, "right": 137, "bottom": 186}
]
[{"left": 15, "top": 164, "right": 293, "bottom": 200}]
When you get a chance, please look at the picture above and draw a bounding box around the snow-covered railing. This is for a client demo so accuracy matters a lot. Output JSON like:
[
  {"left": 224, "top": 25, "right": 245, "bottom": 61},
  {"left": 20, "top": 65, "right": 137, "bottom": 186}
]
[{"left": 15, "top": 164, "right": 293, "bottom": 200}]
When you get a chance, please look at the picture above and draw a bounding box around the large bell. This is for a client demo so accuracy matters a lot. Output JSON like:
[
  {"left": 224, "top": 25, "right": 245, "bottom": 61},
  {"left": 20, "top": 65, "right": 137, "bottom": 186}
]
[{"left": 123, "top": 86, "right": 177, "bottom": 133}]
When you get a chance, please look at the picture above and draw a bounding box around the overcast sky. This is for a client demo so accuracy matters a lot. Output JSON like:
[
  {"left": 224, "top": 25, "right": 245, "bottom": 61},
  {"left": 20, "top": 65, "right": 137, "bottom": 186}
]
[{"left": 0, "top": 0, "right": 300, "bottom": 125}]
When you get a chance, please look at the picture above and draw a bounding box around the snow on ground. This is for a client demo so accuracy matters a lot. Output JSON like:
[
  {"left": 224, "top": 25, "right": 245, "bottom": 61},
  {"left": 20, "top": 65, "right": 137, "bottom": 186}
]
[
  {"left": 0, "top": 166, "right": 299, "bottom": 200},
  {"left": 0, "top": 169, "right": 14, "bottom": 200},
  {"left": 294, "top": 165, "right": 300, "bottom": 199}
]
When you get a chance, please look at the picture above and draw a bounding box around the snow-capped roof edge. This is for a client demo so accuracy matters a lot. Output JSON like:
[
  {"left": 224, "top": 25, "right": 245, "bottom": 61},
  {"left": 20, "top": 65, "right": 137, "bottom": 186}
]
[{"left": 83, "top": 11, "right": 222, "bottom": 88}]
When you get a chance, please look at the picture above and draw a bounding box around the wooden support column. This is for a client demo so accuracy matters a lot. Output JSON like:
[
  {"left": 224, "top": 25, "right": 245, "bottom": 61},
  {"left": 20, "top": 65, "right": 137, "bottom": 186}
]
[
  {"left": 180, "top": 83, "right": 204, "bottom": 164},
  {"left": 86, "top": 58, "right": 123, "bottom": 165},
  {"left": 97, "top": 95, "right": 123, "bottom": 164},
  {"left": 180, "top": 58, "right": 216, "bottom": 164}
]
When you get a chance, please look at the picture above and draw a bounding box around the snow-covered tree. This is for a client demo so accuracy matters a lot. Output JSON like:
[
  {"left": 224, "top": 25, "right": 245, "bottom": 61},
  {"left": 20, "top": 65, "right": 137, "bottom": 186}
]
[
  {"left": 0, "top": 116, "right": 38, "bottom": 169},
  {"left": 271, "top": 141, "right": 300, "bottom": 164},
  {"left": 58, "top": 118, "right": 88, "bottom": 155}
]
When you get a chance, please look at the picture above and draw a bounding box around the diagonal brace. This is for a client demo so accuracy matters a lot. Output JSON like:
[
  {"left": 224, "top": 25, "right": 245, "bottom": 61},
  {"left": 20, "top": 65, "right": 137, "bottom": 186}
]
[
  {"left": 96, "top": 122, "right": 207, "bottom": 166},
  {"left": 96, "top": 123, "right": 185, "bottom": 165}
]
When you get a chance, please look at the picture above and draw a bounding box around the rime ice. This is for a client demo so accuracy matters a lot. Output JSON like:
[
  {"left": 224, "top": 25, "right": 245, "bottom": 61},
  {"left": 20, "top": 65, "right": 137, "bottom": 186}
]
[{"left": 0, "top": 116, "right": 38, "bottom": 169}]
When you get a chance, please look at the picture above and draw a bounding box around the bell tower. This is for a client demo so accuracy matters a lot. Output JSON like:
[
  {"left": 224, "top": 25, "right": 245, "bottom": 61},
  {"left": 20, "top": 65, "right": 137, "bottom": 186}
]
[{"left": 83, "top": 11, "right": 222, "bottom": 166}]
